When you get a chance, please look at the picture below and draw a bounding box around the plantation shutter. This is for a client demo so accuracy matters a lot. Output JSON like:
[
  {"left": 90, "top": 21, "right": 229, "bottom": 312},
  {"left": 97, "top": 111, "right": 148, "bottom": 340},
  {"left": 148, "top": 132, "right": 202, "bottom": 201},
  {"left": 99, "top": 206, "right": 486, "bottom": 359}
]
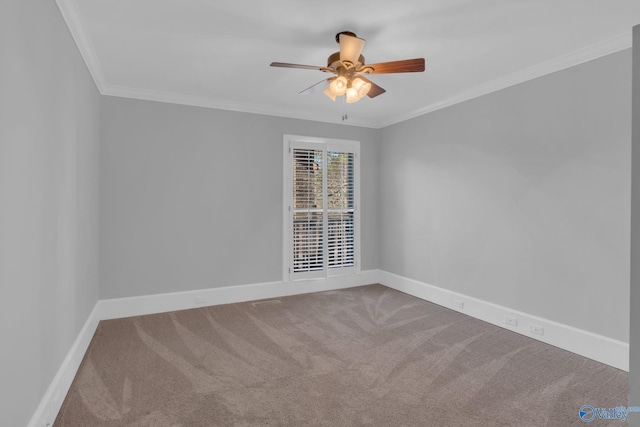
[{"left": 285, "top": 136, "right": 359, "bottom": 280}]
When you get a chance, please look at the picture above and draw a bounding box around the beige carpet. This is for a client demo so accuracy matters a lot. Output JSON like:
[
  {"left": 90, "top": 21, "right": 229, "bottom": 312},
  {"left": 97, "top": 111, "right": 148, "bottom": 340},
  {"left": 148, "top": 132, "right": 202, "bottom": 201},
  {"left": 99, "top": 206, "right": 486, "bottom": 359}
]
[{"left": 54, "top": 284, "right": 628, "bottom": 426}]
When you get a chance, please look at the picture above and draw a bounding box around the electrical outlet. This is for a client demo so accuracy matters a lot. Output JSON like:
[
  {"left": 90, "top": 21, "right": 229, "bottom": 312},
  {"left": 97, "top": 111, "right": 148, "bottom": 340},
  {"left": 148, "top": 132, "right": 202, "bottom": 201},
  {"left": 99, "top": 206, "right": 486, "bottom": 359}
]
[
  {"left": 505, "top": 316, "right": 518, "bottom": 327},
  {"left": 530, "top": 324, "right": 544, "bottom": 336},
  {"left": 194, "top": 296, "right": 206, "bottom": 305},
  {"left": 452, "top": 299, "right": 464, "bottom": 310}
]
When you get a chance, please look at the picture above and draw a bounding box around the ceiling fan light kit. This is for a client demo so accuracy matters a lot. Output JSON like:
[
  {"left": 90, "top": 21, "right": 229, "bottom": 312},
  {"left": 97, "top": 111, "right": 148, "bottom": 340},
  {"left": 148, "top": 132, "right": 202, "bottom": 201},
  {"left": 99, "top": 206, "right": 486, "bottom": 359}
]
[{"left": 271, "top": 31, "right": 425, "bottom": 105}]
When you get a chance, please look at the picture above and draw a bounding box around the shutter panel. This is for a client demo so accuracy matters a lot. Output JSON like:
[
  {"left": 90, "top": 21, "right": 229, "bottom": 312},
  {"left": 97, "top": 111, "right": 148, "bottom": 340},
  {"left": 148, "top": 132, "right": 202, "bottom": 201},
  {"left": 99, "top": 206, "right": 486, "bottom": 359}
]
[
  {"left": 292, "top": 148, "right": 324, "bottom": 273},
  {"left": 327, "top": 151, "right": 355, "bottom": 269}
]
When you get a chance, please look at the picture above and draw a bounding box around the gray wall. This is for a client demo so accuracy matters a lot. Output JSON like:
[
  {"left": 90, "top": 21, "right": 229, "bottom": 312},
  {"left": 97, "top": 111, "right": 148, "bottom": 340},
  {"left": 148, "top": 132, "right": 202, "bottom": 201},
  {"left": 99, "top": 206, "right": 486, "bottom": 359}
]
[
  {"left": 99, "top": 97, "right": 380, "bottom": 299},
  {"left": 379, "top": 50, "right": 631, "bottom": 342},
  {"left": 0, "top": 1, "right": 101, "bottom": 426},
  {"left": 631, "top": 24, "right": 640, "bottom": 421}
]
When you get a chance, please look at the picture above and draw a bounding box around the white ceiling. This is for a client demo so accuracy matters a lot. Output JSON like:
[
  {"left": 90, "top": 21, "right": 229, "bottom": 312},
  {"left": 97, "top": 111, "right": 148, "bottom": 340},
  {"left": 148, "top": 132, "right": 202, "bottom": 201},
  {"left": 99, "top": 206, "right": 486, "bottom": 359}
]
[{"left": 57, "top": 0, "right": 640, "bottom": 128}]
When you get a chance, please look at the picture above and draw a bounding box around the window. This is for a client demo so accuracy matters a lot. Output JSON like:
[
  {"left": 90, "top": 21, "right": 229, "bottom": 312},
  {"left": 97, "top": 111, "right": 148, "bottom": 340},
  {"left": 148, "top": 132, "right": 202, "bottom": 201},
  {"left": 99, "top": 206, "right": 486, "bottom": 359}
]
[{"left": 283, "top": 135, "right": 360, "bottom": 280}]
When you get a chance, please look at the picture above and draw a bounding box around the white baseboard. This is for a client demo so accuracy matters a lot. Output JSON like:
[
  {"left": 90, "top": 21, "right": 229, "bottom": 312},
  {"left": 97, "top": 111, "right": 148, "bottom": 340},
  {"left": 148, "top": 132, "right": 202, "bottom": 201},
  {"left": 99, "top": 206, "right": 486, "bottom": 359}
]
[
  {"left": 379, "top": 270, "right": 629, "bottom": 371},
  {"left": 27, "top": 304, "right": 101, "bottom": 427},
  {"left": 30, "top": 268, "right": 629, "bottom": 426},
  {"left": 98, "top": 269, "right": 381, "bottom": 320}
]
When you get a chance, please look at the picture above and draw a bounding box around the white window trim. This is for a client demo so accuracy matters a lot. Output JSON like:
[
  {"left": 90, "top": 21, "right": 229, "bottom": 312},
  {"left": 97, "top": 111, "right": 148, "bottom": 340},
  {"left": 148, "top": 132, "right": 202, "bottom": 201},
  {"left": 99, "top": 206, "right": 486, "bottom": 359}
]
[{"left": 282, "top": 134, "right": 361, "bottom": 282}]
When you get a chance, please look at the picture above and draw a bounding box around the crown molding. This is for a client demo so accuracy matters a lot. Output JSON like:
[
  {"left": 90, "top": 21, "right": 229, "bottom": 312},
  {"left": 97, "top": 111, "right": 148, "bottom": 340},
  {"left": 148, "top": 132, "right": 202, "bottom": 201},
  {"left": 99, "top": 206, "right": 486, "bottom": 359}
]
[
  {"left": 55, "top": 0, "right": 107, "bottom": 92},
  {"left": 95, "top": 31, "right": 633, "bottom": 130},
  {"left": 378, "top": 31, "right": 632, "bottom": 128},
  {"left": 55, "top": 0, "right": 631, "bottom": 130},
  {"left": 102, "top": 84, "right": 380, "bottom": 129}
]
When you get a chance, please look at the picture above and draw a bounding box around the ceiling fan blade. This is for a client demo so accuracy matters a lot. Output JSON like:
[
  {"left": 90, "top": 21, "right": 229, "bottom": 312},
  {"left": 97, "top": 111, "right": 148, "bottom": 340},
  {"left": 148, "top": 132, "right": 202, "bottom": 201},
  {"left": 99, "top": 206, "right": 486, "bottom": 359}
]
[
  {"left": 270, "top": 62, "right": 331, "bottom": 72},
  {"left": 299, "top": 79, "right": 330, "bottom": 95},
  {"left": 358, "top": 76, "right": 386, "bottom": 98},
  {"left": 363, "top": 58, "right": 425, "bottom": 74},
  {"left": 339, "top": 33, "right": 366, "bottom": 64}
]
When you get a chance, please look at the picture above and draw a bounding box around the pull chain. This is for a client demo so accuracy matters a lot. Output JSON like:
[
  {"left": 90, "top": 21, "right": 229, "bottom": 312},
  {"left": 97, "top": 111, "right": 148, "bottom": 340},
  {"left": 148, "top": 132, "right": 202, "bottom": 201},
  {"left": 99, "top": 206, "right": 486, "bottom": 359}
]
[{"left": 341, "top": 96, "right": 348, "bottom": 121}]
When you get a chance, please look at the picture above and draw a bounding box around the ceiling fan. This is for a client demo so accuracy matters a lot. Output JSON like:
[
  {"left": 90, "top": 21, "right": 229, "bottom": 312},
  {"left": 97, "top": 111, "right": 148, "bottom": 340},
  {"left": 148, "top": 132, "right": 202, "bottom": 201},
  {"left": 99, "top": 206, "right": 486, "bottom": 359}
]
[{"left": 270, "top": 31, "right": 425, "bottom": 104}]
